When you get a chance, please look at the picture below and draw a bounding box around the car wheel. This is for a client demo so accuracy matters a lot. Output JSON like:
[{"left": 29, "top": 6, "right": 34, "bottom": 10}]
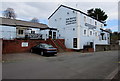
[{"left": 41, "top": 51, "right": 44, "bottom": 56}]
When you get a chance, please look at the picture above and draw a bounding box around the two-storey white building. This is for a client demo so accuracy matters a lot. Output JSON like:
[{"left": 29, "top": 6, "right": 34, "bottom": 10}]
[{"left": 48, "top": 5, "right": 110, "bottom": 51}]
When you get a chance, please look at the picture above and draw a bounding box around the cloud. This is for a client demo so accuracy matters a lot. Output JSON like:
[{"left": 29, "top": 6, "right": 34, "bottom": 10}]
[
  {"left": 1, "top": 1, "right": 118, "bottom": 31},
  {"left": 1, "top": 2, "right": 118, "bottom": 20},
  {"left": 108, "top": 25, "right": 118, "bottom": 32}
]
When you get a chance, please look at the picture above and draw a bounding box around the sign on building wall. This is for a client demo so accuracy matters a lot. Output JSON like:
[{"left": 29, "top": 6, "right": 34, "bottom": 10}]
[
  {"left": 119, "top": 40, "right": 120, "bottom": 45},
  {"left": 85, "top": 23, "right": 96, "bottom": 29},
  {"left": 66, "top": 17, "right": 76, "bottom": 25},
  {"left": 21, "top": 42, "right": 28, "bottom": 47}
]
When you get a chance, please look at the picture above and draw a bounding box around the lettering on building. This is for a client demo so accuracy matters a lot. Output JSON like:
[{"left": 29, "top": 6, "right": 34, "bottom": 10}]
[
  {"left": 66, "top": 17, "right": 76, "bottom": 25},
  {"left": 85, "top": 23, "right": 96, "bottom": 29}
]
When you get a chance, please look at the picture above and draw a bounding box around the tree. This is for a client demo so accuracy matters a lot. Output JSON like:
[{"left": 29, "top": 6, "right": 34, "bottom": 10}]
[
  {"left": 3, "top": 8, "right": 16, "bottom": 19},
  {"left": 30, "top": 17, "right": 39, "bottom": 23},
  {"left": 87, "top": 8, "right": 108, "bottom": 24},
  {"left": 105, "top": 29, "right": 112, "bottom": 33}
]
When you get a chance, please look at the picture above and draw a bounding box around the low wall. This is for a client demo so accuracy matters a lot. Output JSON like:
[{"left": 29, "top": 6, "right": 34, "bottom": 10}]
[
  {"left": 110, "top": 44, "right": 119, "bottom": 50},
  {"left": 2, "top": 39, "right": 46, "bottom": 54},
  {"left": 96, "top": 44, "right": 119, "bottom": 52}
]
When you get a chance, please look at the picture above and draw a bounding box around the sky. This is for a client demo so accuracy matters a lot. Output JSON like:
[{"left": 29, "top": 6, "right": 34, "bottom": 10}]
[{"left": 0, "top": 0, "right": 119, "bottom": 32}]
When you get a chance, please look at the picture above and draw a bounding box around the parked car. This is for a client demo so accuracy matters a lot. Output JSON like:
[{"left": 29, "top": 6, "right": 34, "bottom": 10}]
[{"left": 31, "top": 43, "right": 57, "bottom": 56}]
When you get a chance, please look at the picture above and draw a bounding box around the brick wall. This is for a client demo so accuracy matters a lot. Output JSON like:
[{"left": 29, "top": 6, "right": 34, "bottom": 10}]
[{"left": 2, "top": 39, "right": 46, "bottom": 54}]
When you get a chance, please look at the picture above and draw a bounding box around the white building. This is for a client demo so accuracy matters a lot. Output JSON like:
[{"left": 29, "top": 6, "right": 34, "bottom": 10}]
[{"left": 48, "top": 5, "right": 110, "bottom": 51}]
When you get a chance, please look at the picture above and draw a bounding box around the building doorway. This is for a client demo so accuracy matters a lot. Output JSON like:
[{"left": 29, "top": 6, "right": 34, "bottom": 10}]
[
  {"left": 73, "top": 38, "right": 77, "bottom": 48},
  {"left": 53, "top": 32, "right": 56, "bottom": 39},
  {"left": 49, "top": 31, "right": 52, "bottom": 39}
]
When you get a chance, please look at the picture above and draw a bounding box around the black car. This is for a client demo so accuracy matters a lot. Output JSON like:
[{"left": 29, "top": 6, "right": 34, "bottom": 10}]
[{"left": 31, "top": 43, "right": 57, "bottom": 56}]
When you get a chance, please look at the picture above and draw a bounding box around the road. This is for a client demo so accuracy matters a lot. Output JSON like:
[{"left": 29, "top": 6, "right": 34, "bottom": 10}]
[{"left": 2, "top": 51, "right": 118, "bottom": 79}]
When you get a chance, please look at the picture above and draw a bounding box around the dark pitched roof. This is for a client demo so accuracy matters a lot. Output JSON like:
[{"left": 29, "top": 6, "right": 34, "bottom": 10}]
[
  {"left": 0, "top": 17, "right": 49, "bottom": 29},
  {"left": 100, "top": 28, "right": 111, "bottom": 33},
  {"left": 48, "top": 5, "right": 104, "bottom": 24}
]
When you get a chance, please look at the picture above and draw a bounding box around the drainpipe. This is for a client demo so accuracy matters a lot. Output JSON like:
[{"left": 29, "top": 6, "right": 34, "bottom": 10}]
[
  {"left": 92, "top": 39, "right": 96, "bottom": 52},
  {"left": 76, "top": 12, "right": 80, "bottom": 49}
]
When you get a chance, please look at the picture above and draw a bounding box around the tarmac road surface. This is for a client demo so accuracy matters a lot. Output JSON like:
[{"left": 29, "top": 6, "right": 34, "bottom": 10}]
[{"left": 2, "top": 51, "right": 118, "bottom": 79}]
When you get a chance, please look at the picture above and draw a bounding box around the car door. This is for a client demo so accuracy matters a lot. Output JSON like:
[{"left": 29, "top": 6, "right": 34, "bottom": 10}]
[{"left": 34, "top": 45, "right": 41, "bottom": 53}]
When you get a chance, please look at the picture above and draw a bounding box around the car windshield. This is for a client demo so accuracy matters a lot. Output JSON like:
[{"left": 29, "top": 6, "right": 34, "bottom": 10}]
[{"left": 41, "top": 44, "right": 53, "bottom": 48}]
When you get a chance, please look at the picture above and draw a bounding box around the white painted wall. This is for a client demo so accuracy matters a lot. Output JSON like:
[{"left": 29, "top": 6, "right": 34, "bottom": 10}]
[
  {"left": 49, "top": 6, "right": 110, "bottom": 50},
  {"left": 49, "top": 6, "right": 78, "bottom": 49}
]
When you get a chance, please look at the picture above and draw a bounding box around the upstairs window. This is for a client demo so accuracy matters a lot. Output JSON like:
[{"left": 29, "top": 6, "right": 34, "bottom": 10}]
[
  {"left": 84, "top": 16, "right": 86, "bottom": 23},
  {"left": 95, "top": 32, "right": 97, "bottom": 36},
  {"left": 67, "top": 12, "right": 69, "bottom": 15},
  {"left": 90, "top": 31, "right": 93, "bottom": 35},
  {"left": 84, "top": 30, "right": 87, "bottom": 35},
  {"left": 73, "top": 11, "right": 75, "bottom": 13},
  {"left": 55, "top": 19, "right": 57, "bottom": 21},
  {"left": 95, "top": 21, "right": 97, "bottom": 26},
  {"left": 101, "top": 24, "right": 103, "bottom": 27}
]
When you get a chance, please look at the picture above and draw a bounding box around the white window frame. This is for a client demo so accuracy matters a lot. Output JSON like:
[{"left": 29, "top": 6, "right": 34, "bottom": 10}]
[
  {"left": 83, "top": 29, "right": 87, "bottom": 36},
  {"left": 95, "top": 21, "right": 97, "bottom": 27},
  {"left": 101, "top": 24, "right": 103, "bottom": 27},
  {"left": 89, "top": 30, "right": 93, "bottom": 36},
  {"left": 31, "top": 31, "right": 35, "bottom": 34},
  {"left": 95, "top": 32, "right": 98, "bottom": 36},
  {"left": 18, "top": 29, "right": 24, "bottom": 35}
]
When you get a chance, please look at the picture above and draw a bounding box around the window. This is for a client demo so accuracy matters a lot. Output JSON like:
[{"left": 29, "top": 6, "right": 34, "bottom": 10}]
[
  {"left": 95, "top": 21, "right": 97, "bottom": 26},
  {"left": 59, "top": 34, "right": 61, "bottom": 37},
  {"left": 18, "top": 30, "right": 23, "bottom": 35},
  {"left": 73, "top": 28, "right": 75, "bottom": 31},
  {"left": 84, "top": 30, "right": 87, "bottom": 35},
  {"left": 90, "top": 31, "right": 93, "bottom": 35},
  {"left": 84, "top": 16, "right": 86, "bottom": 23},
  {"left": 73, "top": 11, "right": 75, "bottom": 13},
  {"left": 67, "top": 12, "right": 69, "bottom": 14},
  {"left": 95, "top": 32, "right": 97, "bottom": 36},
  {"left": 31, "top": 31, "right": 35, "bottom": 34}
]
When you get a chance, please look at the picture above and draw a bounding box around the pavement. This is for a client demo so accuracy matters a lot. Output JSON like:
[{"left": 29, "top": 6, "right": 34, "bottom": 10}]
[{"left": 2, "top": 51, "right": 119, "bottom": 79}]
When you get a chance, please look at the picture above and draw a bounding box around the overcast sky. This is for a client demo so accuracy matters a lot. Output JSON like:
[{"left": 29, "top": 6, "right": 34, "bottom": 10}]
[{"left": 0, "top": 1, "right": 118, "bottom": 32}]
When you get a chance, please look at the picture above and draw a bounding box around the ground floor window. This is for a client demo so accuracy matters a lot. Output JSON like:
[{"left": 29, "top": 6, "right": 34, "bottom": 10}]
[
  {"left": 31, "top": 31, "right": 35, "bottom": 34},
  {"left": 18, "top": 30, "right": 24, "bottom": 35}
]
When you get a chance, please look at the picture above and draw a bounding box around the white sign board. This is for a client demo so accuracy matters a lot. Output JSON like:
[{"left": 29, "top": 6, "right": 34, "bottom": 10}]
[
  {"left": 21, "top": 42, "right": 28, "bottom": 47},
  {"left": 119, "top": 40, "right": 120, "bottom": 45}
]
